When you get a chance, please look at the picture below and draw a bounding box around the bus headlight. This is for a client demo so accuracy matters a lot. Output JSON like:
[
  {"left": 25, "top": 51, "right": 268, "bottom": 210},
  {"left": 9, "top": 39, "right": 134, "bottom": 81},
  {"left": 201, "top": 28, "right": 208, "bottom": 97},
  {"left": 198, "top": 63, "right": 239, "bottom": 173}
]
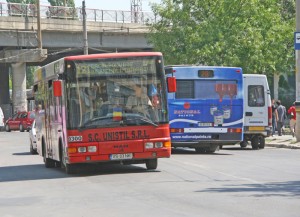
[
  {"left": 145, "top": 142, "right": 154, "bottom": 149},
  {"left": 88, "top": 146, "right": 97, "bottom": 152},
  {"left": 155, "top": 142, "right": 163, "bottom": 148},
  {"left": 78, "top": 147, "right": 87, "bottom": 153}
]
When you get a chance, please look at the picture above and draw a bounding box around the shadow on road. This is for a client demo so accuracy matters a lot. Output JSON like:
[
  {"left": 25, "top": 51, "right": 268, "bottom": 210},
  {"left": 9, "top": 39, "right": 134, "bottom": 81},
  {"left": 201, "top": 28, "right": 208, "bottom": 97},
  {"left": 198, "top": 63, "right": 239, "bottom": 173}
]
[
  {"left": 0, "top": 163, "right": 157, "bottom": 183},
  {"left": 196, "top": 180, "right": 300, "bottom": 197},
  {"left": 220, "top": 147, "right": 255, "bottom": 151},
  {"left": 13, "top": 152, "right": 33, "bottom": 156},
  {"left": 171, "top": 148, "right": 232, "bottom": 156}
]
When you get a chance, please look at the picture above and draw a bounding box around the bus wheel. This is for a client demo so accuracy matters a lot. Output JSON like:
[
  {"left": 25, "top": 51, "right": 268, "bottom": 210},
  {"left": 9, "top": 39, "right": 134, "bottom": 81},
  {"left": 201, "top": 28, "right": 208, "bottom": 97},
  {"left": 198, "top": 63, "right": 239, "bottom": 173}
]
[
  {"left": 258, "top": 136, "right": 265, "bottom": 149},
  {"left": 240, "top": 141, "right": 248, "bottom": 148},
  {"left": 43, "top": 144, "right": 55, "bottom": 168},
  {"left": 195, "top": 147, "right": 205, "bottom": 153},
  {"left": 43, "top": 153, "right": 55, "bottom": 168},
  {"left": 146, "top": 159, "right": 157, "bottom": 170},
  {"left": 251, "top": 136, "right": 259, "bottom": 150}
]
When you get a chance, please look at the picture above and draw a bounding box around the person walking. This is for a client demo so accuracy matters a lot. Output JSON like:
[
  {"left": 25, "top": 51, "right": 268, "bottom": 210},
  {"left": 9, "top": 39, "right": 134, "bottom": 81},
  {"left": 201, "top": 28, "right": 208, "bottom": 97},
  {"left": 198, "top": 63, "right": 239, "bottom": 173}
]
[
  {"left": 288, "top": 102, "right": 296, "bottom": 137},
  {"left": 276, "top": 100, "right": 287, "bottom": 136},
  {"left": 271, "top": 99, "right": 277, "bottom": 136}
]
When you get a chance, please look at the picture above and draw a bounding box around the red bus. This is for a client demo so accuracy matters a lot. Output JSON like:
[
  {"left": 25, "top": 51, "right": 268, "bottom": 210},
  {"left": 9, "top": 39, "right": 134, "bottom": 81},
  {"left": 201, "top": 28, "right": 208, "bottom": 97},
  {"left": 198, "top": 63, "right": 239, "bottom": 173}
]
[{"left": 33, "top": 52, "right": 175, "bottom": 174}]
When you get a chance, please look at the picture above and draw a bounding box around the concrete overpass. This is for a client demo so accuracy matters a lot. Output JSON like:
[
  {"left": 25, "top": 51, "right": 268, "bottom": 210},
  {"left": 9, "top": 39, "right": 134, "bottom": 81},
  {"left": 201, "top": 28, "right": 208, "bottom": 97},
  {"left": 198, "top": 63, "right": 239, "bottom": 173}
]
[{"left": 0, "top": 2, "right": 155, "bottom": 119}]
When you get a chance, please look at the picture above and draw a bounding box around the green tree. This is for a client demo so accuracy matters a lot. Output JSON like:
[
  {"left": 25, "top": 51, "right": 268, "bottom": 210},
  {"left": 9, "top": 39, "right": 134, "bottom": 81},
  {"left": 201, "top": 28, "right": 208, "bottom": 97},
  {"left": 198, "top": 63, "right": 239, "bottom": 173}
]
[
  {"left": 26, "top": 66, "right": 37, "bottom": 89},
  {"left": 148, "top": 0, "right": 295, "bottom": 76}
]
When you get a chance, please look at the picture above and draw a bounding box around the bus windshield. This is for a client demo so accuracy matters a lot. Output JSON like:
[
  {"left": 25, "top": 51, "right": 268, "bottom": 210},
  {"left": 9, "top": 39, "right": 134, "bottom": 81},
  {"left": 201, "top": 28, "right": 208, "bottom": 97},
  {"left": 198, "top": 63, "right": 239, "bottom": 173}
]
[{"left": 65, "top": 56, "right": 168, "bottom": 129}]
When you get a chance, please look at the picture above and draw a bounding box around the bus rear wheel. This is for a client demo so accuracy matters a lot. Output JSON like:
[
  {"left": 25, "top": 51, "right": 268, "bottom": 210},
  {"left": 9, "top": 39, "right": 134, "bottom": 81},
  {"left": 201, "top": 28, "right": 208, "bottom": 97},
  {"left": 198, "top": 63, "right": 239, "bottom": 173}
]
[
  {"left": 43, "top": 144, "right": 55, "bottom": 168},
  {"left": 258, "top": 136, "right": 265, "bottom": 149},
  {"left": 251, "top": 136, "right": 259, "bottom": 150},
  {"left": 146, "top": 159, "right": 157, "bottom": 170},
  {"left": 240, "top": 141, "right": 248, "bottom": 148}
]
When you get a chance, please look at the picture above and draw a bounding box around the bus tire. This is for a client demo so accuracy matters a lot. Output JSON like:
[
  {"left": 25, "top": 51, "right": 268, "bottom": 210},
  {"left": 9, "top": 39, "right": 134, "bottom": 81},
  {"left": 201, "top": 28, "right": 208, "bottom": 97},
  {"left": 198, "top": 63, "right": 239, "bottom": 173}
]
[
  {"left": 146, "top": 159, "right": 157, "bottom": 170},
  {"left": 240, "top": 141, "right": 248, "bottom": 148},
  {"left": 251, "top": 136, "right": 259, "bottom": 150},
  {"left": 195, "top": 147, "right": 206, "bottom": 153},
  {"left": 43, "top": 143, "right": 55, "bottom": 168},
  {"left": 258, "top": 136, "right": 265, "bottom": 149}
]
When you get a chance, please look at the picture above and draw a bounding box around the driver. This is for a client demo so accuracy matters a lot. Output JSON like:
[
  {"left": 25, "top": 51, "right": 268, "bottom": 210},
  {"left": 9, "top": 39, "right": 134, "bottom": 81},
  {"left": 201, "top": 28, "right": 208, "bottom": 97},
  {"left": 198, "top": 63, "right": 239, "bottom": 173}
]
[{"left": 126, "top": 83, "right": 152, "bottom": 117}]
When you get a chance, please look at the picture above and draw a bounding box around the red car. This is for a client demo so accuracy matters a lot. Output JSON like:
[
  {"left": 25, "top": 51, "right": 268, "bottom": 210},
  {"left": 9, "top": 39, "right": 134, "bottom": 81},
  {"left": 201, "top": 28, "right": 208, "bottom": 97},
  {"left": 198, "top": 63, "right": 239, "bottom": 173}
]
[{"left": 5, "top": 111, "right": 35, "bottom": 132}]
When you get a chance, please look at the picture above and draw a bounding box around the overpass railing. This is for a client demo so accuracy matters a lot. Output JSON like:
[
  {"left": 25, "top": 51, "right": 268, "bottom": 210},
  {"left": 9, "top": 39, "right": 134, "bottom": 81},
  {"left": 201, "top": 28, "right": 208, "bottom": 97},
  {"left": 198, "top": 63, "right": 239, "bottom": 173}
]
[{"left": 0, "top": 2, "right": 158, "bottom": 24}]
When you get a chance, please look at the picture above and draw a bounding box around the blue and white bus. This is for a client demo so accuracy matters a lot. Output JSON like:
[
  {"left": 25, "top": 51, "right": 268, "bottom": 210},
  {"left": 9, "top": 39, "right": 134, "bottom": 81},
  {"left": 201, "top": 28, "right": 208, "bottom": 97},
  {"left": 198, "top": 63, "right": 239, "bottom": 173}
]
[{"left": 166, "top": 66, "right": 244, "bottom": 153}]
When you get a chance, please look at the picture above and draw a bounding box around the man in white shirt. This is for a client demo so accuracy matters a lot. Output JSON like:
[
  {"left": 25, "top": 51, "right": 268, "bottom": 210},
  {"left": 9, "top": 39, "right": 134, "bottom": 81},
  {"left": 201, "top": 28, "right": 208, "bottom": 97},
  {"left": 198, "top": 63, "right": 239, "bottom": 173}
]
[{"left": 126, "top": 83, "right": 152, "bottom": 118}]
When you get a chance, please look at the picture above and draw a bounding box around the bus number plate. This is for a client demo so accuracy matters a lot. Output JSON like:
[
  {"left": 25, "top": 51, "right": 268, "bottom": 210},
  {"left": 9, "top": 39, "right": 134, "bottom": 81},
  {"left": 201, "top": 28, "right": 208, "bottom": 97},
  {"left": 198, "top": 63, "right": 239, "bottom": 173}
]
[
  {"left": 198, "top": 122, "right": 213, "bottom": 127},
  {"left": 110, "top": 153, "right": 133, "bottom": 160}
]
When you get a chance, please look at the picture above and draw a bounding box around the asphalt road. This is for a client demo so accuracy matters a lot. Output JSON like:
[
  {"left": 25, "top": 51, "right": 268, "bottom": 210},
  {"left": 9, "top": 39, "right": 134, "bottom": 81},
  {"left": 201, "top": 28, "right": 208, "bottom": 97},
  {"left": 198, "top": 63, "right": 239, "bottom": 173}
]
[{"left": 0, "top": 132, "right": 299, "bottom": 217}]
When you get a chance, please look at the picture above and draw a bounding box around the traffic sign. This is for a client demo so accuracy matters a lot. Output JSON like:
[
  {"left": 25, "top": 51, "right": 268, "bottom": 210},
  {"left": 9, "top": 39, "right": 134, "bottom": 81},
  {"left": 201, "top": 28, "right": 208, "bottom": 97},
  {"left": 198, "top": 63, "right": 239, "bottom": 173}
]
[{"left": 294, "top": 32, "right": 300, "bottom": 50}]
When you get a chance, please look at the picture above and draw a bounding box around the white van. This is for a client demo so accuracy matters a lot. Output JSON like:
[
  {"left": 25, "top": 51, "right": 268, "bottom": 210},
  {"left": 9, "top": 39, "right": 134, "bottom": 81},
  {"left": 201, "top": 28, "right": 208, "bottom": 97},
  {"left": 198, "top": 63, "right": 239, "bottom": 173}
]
[
  {"left": 241, "top": 74, "right": 272, "bottom": 149},
  {"left": 0, "top": 107, "right": 4, "bottom": 131}
]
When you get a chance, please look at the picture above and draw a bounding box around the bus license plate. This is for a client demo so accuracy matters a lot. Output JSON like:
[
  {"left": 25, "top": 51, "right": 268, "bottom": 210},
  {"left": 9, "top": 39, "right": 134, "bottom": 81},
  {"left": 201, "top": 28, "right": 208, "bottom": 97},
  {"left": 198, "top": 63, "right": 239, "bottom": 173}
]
[
  {"left": 198, "top": 122, "right": 213, "bottom": 127},
  {"left": 249, "top": 126, "right": 264, "bottom": 131},
  {"left": 110, "top": 153, "right": 133, "bottom": 160}
]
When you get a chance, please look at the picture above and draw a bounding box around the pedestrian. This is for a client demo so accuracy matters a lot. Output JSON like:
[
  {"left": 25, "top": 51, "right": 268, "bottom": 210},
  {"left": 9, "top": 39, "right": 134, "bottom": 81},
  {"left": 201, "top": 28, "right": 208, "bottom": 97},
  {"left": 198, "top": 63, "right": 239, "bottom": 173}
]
[
  {"left": 288, "top": 102, "right": 296, "bottom": 137},
  {"left": 271, "top": 99, "right": 277, "bottom": 136},
  {"left": 276, "top": 100, "right": 287, "bottom": 136}
]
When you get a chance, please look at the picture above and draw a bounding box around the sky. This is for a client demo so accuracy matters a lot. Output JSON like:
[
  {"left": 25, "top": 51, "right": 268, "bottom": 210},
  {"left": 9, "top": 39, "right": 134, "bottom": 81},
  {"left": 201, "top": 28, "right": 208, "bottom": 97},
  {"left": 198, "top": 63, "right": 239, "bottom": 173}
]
[{"left": 71, "top": 0, "right": 162, "bottom": 11}]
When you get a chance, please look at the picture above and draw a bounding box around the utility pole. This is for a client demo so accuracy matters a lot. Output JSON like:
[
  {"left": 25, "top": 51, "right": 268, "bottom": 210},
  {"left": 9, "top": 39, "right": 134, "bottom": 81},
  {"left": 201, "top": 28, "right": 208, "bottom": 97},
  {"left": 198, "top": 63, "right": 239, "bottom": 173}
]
[
  {"left": 82, "top": 0, "right": 88, "bottom": 55},
  {"left": 131, "top": 0, "right": 142, "bottom": 23},
  {"left": 37, "top": 0, "right": 42, "bottom": 49},
  {"left": 296, "top": 0, "right": 300, "bottom": 141}
]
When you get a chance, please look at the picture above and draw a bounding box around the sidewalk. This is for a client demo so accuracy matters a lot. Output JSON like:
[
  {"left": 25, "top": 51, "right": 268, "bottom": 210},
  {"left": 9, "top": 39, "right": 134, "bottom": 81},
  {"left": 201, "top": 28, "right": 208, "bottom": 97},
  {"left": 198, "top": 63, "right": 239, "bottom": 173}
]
[{"left": 266, "top": 134, "right": 300, "bottom": 149}]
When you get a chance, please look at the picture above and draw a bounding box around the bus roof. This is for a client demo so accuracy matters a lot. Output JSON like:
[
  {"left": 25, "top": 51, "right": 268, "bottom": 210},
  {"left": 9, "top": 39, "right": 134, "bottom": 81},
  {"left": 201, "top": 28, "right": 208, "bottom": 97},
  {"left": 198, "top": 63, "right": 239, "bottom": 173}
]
[{"left": 64, "top": 52, "right": 163, "bottom": 61}]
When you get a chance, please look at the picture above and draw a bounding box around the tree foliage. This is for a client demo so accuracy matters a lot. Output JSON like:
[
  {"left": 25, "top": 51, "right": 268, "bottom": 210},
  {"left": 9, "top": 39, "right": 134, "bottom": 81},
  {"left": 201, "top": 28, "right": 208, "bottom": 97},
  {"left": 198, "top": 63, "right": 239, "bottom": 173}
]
[{"left": 148, "top": 0, "right": 295, "bottom": 76}]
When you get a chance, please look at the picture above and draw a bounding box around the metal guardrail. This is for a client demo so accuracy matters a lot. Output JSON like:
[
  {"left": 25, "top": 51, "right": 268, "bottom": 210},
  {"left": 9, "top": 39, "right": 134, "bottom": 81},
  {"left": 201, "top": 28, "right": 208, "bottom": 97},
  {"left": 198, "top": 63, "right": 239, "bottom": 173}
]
[{"left": 0, "top": 2, "right": 158, "bottom": 24}]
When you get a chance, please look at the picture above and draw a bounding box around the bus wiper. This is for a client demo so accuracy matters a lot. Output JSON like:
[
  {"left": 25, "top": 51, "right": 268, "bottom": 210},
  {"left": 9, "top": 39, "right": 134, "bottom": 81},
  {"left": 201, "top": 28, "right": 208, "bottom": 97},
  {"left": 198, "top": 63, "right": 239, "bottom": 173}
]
[
  {"left": 125, "top": 115, "right": 158, "bottom": 127},
  {"left": 78, "top": 116, "right": 115, "bottom": 130}
]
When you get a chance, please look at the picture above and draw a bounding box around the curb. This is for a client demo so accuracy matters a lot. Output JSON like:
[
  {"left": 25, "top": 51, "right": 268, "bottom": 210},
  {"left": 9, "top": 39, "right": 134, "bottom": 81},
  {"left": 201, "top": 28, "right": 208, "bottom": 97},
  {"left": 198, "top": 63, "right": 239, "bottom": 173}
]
[{"left": 266, "top": 143, "right": 300, "bottom": 149}]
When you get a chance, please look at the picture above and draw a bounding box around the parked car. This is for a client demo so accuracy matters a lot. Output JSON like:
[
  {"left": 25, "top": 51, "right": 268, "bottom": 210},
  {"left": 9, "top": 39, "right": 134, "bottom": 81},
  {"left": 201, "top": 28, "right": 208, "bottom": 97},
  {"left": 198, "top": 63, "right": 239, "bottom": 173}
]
[
  {"left": 0, "top": 107, "right": 4, "bottom": 131},
  {"left": 5, "top": 111, "right": 35, "bottom": 132},
  {"left": 29, "top": 120, "right": 37, "bottom": 154}
]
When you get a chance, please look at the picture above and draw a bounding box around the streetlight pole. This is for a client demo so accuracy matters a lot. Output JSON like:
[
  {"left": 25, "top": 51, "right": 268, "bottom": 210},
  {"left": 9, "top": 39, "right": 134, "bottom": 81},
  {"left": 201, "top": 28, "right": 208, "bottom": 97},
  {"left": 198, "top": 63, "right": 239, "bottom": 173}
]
[
  {"left": 295, "top": 0, "right": 300, "bottom": 141},
  {"left": 37, "top": 0, "right": 42, "bottom": 49},
  {"left": 82, "top": 0, "right": 88, "bottom": 55}
]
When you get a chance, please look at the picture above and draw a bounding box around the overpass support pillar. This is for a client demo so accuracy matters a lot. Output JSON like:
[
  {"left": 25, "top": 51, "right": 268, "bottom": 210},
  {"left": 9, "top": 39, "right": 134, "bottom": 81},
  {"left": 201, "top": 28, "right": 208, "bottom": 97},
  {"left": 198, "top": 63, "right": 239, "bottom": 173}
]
[
  {"left": 11, "top": 62, "right": 27, "bottom": 113},
  {"left": 0, "top": 49, "right": 47, "bottom": 114},
  {"left": 0, "top": 63, "right": 11, "bottom": 120}
]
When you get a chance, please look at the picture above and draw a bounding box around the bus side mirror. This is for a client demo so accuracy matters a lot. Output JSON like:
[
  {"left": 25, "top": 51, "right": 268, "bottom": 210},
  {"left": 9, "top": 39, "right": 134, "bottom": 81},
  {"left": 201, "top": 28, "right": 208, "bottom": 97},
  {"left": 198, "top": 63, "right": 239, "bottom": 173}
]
[
  {"left": 53, "top": 80, "right": 62, "bottom": 97},
  {"left": 167, "top": 77, "right": 176, "bottom": 93}
]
